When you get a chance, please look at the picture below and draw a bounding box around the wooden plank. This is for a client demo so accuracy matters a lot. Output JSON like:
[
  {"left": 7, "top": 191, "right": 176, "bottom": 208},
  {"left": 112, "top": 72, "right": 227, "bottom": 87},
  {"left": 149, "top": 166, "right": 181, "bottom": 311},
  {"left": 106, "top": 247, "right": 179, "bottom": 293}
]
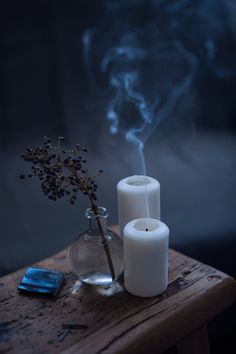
[
  {"left": 0, "top": 227, "right": 236, "bottom": 354},
  {"left": 61, "top": 271, "right": 235, "bottom": 354}
]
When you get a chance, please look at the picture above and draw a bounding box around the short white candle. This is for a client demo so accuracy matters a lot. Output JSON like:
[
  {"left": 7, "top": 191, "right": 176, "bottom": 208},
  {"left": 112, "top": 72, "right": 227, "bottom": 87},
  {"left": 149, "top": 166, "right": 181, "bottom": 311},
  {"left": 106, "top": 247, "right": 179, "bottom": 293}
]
[
  {"left": 117, "top": 175, "right": 160, "bottom": 238},
  {"left": 124, "top": 218, "right": 169, "bottom": 297}
]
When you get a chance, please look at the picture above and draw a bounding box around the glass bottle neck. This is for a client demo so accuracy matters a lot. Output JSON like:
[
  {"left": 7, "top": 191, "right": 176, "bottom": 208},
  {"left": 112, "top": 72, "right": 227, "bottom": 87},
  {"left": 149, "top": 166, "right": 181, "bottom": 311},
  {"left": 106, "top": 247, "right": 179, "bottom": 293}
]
[{"left": 86, "top": 206, "right": 108, "bottom": 237}]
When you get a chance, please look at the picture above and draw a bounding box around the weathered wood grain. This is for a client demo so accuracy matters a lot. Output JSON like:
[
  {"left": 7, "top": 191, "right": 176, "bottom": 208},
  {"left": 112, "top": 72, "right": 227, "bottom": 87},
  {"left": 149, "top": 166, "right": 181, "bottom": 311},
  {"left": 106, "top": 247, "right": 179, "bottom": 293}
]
[{"left": 0, "top": 226, "right": 235, "bottom": 354}]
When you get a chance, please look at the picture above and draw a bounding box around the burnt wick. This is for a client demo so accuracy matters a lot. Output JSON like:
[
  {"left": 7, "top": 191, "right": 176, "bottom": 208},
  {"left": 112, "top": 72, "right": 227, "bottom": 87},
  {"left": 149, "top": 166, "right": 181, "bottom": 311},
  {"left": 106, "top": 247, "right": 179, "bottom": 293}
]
[{"left": 145, "top": 228, "right": 149, "bottom": 232}]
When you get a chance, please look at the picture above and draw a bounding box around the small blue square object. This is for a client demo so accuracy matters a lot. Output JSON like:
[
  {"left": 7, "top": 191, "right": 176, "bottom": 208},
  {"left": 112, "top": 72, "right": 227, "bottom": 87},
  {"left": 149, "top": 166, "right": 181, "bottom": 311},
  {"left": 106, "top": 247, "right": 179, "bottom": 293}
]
[{"left": 18, "top": 267, "right": 64, "bottom": 296}]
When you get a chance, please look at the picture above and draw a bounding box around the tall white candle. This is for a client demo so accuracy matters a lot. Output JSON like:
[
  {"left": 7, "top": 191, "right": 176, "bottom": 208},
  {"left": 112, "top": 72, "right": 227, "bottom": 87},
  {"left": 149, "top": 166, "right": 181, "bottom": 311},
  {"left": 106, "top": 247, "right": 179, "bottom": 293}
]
[
  {"left": 124, "top": 218, "right": 169, "bottom": 297},
  {"left": 117, "top": 175, "right": 160, "bottom": 238}
]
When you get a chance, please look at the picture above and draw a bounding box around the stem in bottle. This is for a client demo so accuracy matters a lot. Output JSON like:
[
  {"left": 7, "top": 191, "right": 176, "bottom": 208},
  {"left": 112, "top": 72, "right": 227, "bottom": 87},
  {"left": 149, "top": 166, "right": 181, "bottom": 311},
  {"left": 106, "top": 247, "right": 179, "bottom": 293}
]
[{"left": 91, "top": 204, "right": 116, "bottom": 281}]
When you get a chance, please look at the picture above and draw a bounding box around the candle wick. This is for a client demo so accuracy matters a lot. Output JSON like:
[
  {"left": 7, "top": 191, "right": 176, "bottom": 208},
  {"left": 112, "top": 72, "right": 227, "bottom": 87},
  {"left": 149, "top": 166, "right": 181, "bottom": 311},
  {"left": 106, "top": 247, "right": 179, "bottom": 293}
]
[{"left": 145, "top": 228, "right": 149, "bottom": 232}]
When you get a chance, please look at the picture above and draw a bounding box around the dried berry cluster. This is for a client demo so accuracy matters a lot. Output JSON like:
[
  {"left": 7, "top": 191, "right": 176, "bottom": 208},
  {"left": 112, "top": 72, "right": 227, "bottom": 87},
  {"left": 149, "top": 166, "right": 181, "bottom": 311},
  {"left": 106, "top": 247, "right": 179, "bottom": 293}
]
[{"left": 20, "top": 136, "right": 103, "bottom": 205}]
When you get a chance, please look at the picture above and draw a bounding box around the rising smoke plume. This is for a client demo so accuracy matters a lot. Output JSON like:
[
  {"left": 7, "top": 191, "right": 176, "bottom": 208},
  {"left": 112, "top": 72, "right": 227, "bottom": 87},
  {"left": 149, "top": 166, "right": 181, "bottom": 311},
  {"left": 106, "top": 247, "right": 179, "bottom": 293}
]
[{"left": 83, "top": 0, "right": 235, "bottom": 174}]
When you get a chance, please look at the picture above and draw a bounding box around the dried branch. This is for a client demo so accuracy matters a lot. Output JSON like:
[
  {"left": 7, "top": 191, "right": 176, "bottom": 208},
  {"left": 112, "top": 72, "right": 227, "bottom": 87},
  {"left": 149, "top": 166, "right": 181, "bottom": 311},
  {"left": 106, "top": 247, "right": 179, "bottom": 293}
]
[{"left": 20, "top": 137, "right": 115, "bottom": 280}]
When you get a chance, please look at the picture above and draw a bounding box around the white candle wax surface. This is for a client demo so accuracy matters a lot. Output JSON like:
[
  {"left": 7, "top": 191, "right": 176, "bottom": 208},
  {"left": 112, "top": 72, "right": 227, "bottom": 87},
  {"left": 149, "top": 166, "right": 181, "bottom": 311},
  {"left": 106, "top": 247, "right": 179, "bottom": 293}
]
[
  {"left": 117, "top": 175, "right": 160, "bottom": 238},
  {"left": 124, "top": 218, "right": 169, "bottom": 298}
]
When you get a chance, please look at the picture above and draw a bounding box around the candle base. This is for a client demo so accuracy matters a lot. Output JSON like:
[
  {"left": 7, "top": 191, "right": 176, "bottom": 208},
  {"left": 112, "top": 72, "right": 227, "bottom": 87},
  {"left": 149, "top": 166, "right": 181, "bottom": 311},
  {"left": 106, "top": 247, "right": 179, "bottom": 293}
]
[{"left": 124, "top": 282, "right": 168, "bottom": 298}]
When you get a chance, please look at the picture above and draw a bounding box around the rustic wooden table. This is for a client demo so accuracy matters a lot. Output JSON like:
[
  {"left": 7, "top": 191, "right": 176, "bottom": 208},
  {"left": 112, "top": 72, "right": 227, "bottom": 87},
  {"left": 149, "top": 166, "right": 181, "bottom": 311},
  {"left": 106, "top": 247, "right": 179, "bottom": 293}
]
[{"left": 0, "top": 226, "right": 236, "bottom": 354}]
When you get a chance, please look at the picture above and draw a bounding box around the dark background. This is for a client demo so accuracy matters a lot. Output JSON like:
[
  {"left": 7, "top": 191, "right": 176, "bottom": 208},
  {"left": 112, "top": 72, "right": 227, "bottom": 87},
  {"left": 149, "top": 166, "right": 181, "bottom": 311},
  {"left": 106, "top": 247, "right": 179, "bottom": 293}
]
[{"left": 0, "top": 1, "right": 236, "bottom": 353}]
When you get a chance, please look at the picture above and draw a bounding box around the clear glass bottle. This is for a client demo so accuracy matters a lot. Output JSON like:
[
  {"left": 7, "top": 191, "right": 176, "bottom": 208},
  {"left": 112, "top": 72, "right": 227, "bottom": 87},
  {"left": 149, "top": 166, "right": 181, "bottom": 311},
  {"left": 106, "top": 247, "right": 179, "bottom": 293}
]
[{"left": 70, "top": 206, "right": 123, "bottom": 286}]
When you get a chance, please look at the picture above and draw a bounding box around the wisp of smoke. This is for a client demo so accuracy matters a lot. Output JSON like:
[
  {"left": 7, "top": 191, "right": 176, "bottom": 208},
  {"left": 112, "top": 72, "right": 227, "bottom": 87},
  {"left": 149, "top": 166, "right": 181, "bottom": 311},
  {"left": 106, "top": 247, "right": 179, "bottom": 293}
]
[{"left": 82, "top": 0, "right": 235, "bottom": 174}]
